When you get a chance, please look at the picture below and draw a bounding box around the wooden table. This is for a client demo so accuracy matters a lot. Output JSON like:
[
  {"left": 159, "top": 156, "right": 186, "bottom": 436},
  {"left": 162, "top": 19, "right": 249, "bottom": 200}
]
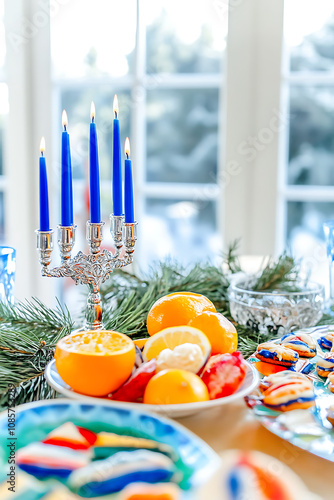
[{"left": 177, "top": 401, "right": 332, "bottom": 499}]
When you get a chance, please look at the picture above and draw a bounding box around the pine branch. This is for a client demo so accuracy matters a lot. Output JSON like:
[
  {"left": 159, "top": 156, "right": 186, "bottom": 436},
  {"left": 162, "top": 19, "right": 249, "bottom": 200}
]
[
  {"left": 252, "top": 253, "right": 300, "bottom": 292},
  {"left": 222, "top": 239, "right": 242, "bottom": 273},
  {"left": 0, "top": 298, "right": 73, "bottom": 409}
]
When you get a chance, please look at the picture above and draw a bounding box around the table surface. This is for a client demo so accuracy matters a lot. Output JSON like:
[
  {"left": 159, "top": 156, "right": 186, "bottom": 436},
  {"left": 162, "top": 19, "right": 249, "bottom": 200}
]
[{"left": 177, "top": 401, "right": 332, "bottom": 500}]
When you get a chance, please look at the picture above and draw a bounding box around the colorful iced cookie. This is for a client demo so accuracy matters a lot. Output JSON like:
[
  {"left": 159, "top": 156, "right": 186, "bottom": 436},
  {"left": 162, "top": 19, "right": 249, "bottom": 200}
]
[
  {"left": 93, "top": 432, "right": 177, "bottom": 461},
  {"left": 260, "top": 370, "right": 308, "bottom": 392},
  {"left": 120, "top": 482, "right": 181, "bottom": 500},
  {"left": 280, "top": 333, "right": 316, "bottom": 358},
  {"left": 262, "top": 378, "right": 315, "bottom": 411},
  {"left": 327, "top": 405, "right": 334, "bottom": 426},
  {"left": 43, "top": 422, "right": 97, "bottom": 450},
  {"left": 202, "top": 450, "right": 314, "bottom": 500},
  {"left": 328, "top": 372, "right": 334, "bottom": 393},
  {"left": 317, "top": 332, "right": 334, "bottom": 351},
  {"left": 255, "top": 342, "right": 298, "bottom": 367},
  {"left": 316, "top": 353, "right": 334, "bottom": 378},
  {"left": 17, "top": 442, "right": 90, "bottom": 479},
  {"left": 69, "top": 450, "right": 177, "bottom": 497}
]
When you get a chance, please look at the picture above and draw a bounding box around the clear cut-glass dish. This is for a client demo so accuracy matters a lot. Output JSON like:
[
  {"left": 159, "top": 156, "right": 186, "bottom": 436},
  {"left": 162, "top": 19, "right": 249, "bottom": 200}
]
[{"left": 228, "top": 279, "right": 325, "bottom": 336}]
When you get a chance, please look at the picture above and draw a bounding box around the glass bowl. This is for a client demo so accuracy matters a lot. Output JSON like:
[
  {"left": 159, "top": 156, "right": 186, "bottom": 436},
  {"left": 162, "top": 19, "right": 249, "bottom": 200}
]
[{"left": 228, "top": 279, "right": 325, "bottom": 336}]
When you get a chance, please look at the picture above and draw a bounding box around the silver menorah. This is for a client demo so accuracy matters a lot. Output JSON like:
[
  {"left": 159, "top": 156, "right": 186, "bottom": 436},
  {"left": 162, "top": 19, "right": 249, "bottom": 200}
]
[{"left": 36, "top": 216, "right": 137, "bottom": 330}]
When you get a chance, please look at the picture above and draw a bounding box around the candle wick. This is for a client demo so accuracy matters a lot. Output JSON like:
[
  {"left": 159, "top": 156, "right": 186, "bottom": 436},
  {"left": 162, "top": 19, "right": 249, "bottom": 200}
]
[
  {"left": 41, "top": 151, "right": 44, "bottom": 157},
  {"left": 114, "top": 111, "right": 118, "bottom": 119},
  {"left": 91, "top": 116, "right": 95, "bottom": 123},
  {"left": 126, "top": 153, "right": 129, "bottom": 159},
  {"left": 63, "top": 125, "right": 67, "bottom": 131}
]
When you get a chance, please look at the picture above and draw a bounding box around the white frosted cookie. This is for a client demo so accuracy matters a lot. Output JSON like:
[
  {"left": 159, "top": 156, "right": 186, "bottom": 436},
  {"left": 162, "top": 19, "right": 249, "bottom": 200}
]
[
  {"left": 316, "top": 353, "right": 334, "bottom": 378},
  {"left": 280, "top": 333, "right": 316, "bottom": 358},
  {"left": 255, "top": 342, "right": 298, "bottom": 366}
]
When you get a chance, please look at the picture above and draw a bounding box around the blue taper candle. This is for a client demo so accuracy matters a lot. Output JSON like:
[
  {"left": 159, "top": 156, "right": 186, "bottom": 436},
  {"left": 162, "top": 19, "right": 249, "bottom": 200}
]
[
  {"left": 124, "top": 137, "right": 134, "bottom": 223},
  {"left": 39, "top": 137, "right": 50, "bottom": 231},
  {"left": 89, "top": 102, "right": 101, "bottom": 223},
  {"left": 61, "top": 110, "right": 73, "bottom": 226},
  {"left": 112, "top": 94, "right": 123, "bottom": 216}
]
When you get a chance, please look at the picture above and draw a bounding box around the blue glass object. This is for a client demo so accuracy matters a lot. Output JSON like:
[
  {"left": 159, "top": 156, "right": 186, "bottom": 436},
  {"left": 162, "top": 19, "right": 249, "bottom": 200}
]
[
  {"left": 323, "top": 220, "right": 334, "bottom": 314},
  {"left": 0, "top": 247, "right": 16, "bottom": 304}
]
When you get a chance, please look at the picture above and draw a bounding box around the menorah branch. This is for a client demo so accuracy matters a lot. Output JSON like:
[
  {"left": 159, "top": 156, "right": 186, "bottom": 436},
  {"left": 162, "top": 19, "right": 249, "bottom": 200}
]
[{"left": 36, "top": 216, "right": 137, "bottom": 330}]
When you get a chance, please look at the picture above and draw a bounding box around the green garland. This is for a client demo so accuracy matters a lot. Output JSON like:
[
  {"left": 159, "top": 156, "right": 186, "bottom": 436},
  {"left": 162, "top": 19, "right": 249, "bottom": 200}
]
[{"left": 0, "top": 247, "right": 324, "bottom": 409}]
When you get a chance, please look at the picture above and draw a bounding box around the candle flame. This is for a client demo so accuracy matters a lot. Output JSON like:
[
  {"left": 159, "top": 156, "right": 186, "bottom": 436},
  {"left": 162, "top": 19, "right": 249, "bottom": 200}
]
[
  {"left": 125, "top": 137, "right": 130, "bottom": 158},
  {"left": 90, "top": 101, "right": 95, "bottom": 121},
  {"left": 62, "top": 109, "right": 68, "bottom": 129},
  {"left": 113, "top": 94, "right": 119, "bottom": 117},
  {"left": 40, "top": 136, "right": 45, "bottom": 154}
]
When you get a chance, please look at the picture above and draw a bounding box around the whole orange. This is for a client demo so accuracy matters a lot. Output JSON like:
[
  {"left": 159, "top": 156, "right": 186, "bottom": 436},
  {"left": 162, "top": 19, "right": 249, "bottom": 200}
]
[
  {"left": 55, "top": 330, "right": 135, "bottom": 397},
  {"left": 143, "top": 368, "right": 209, "bottom": 405},
  {"left": 188, "top": 311, "right": 238, "bottom": 355},
  {"left": 147, "top": 292, "right": 216, "bottom": 336}
]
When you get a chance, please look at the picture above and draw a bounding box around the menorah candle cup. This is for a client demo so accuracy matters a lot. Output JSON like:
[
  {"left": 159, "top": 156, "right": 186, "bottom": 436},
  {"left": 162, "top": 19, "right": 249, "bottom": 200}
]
[
  {"left": 36, "top": 229, "right": 54, "bottom": 267},
  {"left": 58, "top": 225, "right": 76, "bottom": 262},
  {"left": 86, "top": 221, "right": 104, "bottom": 254}
]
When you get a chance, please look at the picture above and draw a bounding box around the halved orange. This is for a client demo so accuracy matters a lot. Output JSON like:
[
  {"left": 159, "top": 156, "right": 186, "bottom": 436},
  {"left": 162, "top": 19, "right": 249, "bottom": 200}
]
[
  {"left": 55, "top": 330, "right": 135, "bottom": 397},
  {"left": 142, "top": 325, "right": 211, "bottom": 363}
]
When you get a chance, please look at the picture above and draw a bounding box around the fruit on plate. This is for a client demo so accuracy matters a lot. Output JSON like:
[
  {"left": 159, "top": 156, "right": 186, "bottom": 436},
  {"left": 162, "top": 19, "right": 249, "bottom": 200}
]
[
  {"left": 112, "top": 359, "right": 157, "bottom": 402},
  {"left": 143, "top": 369, "right": 209, "bottom": 405},
  {"left": 142, "top": 326, "right": 211, "bottom": 365},
  {"left": 55, "top": 331, "right": 135, "bottom": 397},
  {"left": 201, "top": 352, "right": 247, "bottom": 399},
  {"left": 156, "top": 343, "right": 205, "bottom": 374},
  {"left": 147, "top": 292, "right": 216, "bottom": 336},
  {"left": 188, "top": 311, "right": 238, "bottom": 355}
]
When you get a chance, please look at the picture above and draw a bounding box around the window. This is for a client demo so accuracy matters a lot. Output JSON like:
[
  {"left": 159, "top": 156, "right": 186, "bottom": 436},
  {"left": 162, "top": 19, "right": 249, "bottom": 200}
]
[
  {"left": 50, "top": 0, "right": 226, "bottom": 277},
  {"left": 8, "top": 0, "right": 334, "bottom": 302},
  {"left": 0, "top": 0, "right": 7, "bottom": 244},
  {"left": 282, "top": 0, "right": 334, "bottom": 278}
]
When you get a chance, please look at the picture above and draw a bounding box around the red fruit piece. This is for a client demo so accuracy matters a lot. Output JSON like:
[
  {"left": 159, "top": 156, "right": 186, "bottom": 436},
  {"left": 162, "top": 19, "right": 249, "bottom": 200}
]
[
  {"left": 201, "top": 351, "right": 247, "bottom": 399},
  {"left": 111, "top": 359, "right": 157, "bottom": 402}
]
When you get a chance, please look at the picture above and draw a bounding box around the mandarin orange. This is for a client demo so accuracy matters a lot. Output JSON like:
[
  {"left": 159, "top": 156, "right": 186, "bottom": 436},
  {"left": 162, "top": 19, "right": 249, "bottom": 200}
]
[
  {"left": 188, "top": 311, "right": 238, "bottom": 355},
  {"left": 143, "top": 368, "right": 209, "bottom": 405},
  {"left": 147, "top": 292, "right": 216, "bottom": 336}
]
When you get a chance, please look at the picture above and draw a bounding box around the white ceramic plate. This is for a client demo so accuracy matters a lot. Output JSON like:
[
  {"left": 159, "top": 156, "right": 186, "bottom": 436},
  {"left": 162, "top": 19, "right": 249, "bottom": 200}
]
[{"left": 45, "top": 358, "right": 259, "bottom": 418}]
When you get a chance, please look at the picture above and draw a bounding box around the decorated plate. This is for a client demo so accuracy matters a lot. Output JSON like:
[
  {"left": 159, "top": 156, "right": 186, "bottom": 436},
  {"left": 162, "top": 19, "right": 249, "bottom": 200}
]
[
  {"left": 246, "top": 325, "right": 334, "bottom": 462},
  {"left": 45, "top": 358, "right": 259, "bottom": 418},
  {"left": 0, "top": 399, "right": 220, "bottom": 498}
]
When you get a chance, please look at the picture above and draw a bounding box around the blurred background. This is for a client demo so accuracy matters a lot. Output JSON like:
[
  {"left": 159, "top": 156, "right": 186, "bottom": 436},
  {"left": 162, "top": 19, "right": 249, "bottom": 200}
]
[{"left": 1, "top": 0, "right": 334, "bottom": 304}]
